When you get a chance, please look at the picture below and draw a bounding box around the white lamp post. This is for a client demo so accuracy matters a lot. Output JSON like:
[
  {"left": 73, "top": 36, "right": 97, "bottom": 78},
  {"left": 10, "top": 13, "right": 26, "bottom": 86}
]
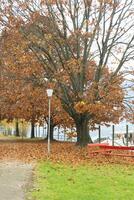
[{"left": 46, "top": 89, "right": 53, "bottom": 155}]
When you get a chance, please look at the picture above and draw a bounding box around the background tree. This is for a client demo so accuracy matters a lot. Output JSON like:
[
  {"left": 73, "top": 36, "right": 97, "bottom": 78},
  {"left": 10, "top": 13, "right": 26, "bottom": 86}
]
[{"left": 0, "top": 25, "right": 73, "bottom": 139}]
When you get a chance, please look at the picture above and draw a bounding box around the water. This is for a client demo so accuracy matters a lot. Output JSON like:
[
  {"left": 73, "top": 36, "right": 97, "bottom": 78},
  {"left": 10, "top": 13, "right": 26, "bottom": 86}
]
[{"left": 90, "top": 121, "right": 134, "bottom": 141}]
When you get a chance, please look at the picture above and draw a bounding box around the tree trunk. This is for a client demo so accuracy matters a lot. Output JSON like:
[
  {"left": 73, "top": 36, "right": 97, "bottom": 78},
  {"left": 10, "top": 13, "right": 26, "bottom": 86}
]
[
  {"left": 47, "top": 124, "right": 54, "bottom": 141},
  {"left": 31, "top": 122, "right": 35, "bottom": 138},
  {"left": 50, "top": 124, "right": 54, "bottom": 140},
  {"left": 76, "top": 118, "right": 92, "bottom": 147},
  {"left": 15, "top": 119, "right": 19, "bottom": 137},
  {"left": 8, "top": 128, "right": 12, "bottom": 136}
]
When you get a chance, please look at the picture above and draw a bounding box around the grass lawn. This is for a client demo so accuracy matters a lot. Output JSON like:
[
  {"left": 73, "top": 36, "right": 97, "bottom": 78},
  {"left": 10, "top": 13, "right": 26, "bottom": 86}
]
[{"left": 30, "top": 161, "right": 134, "bottom": 200}]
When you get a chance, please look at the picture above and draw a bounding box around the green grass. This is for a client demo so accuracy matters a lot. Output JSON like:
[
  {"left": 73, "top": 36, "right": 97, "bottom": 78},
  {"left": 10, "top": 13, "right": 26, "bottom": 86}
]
[
  {"left": 30, "top": 162, "right": 134, "bottom": 200},
  {"left": 0, "top": 133, "right": 15, "bottom": 138}
]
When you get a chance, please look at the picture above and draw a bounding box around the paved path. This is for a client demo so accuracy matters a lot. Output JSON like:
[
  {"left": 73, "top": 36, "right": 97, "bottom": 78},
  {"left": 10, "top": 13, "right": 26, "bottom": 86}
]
[{"left": 0, "top": 161, "right": 33, "bottom": 200}]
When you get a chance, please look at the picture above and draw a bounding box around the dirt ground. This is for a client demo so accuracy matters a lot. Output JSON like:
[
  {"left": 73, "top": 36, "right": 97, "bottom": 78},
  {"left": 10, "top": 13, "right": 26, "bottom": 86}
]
[{"left": 0, "top": 161, "right": 33, "bottom": 200}]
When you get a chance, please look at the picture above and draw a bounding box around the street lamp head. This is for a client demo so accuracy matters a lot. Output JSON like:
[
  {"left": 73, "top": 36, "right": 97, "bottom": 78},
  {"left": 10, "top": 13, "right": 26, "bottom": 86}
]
[{"left": 46, "top": 89, "right": 53, "bottom": 97}]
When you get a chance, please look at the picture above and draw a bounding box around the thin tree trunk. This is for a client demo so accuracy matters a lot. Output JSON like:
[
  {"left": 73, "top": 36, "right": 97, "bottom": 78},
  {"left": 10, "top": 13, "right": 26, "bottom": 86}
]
[
  {"left": 50, "top": 124, "right": 54, "bottom": 140},
  {"left": 31, "top": 122, "right": 35, "bottom": 138},
  {"left": 15, "top": 119, "right": 19, "bottom": 137},
  {"left": 45, "top": 116, "right": 55, "bottom": 141},
  {"left": 76, "top": 119, "right": 92, "bottom": 146},
  {"left": 47, "top": 124, "right": 54, "bottom": 141},
  {"left": 8, "top": 128, "right": 12, "bottom": 136}
]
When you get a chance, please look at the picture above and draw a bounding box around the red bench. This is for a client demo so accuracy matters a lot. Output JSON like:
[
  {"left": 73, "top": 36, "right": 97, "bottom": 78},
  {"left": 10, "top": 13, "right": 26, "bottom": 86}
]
[{"left": 88, "top": 143, "right": 134, "bottom": 158}]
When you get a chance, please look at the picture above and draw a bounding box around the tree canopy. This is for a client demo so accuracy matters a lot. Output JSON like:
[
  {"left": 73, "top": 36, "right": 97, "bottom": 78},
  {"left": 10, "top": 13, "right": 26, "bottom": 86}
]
[{"left": 0, "top": 0, "right": 134, "bottom": 146}]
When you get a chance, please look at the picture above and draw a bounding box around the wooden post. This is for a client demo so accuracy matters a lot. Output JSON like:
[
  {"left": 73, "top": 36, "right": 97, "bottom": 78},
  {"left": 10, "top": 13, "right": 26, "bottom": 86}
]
[
  {"left": 71, "top": 128, "right": 73, "bottom": 142},
  {"left": 43, "top": 126, "right": 45, "bottom": 138},
  {"left": 126, "top": 125, "right": 129, "bottom": 146},
  {"left": 58, "top": 126, "right": 60, "bottom": 140},
  {"left": 64, "top": 128, "right": 65, "bottom": 141},
  {"left": 98, "top": 125, "right": 101, "bottom": 143},
  {"left": 38, "top": 126, "right": 40, "bottom": 138},
  {"left": 45, "top": 125, "right": 47, "bottom": 137},
  {"left": 112, "top": 125, "right": 115, "bottom": 146},
  {"left": 36, "top": 125, "right": 38, "bottom": 138}
]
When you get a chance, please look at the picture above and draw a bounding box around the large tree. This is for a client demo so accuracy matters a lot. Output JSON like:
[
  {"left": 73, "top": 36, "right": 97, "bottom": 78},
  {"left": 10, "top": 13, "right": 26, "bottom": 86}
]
[{"left": 0, "top": 0, "right": 134, "bottom": 146}]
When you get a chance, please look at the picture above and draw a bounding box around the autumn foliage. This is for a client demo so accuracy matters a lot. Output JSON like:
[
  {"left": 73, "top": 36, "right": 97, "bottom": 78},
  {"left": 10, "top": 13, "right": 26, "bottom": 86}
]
[{"left": 0, "top": 27, "right": 73, "bottom": 141}]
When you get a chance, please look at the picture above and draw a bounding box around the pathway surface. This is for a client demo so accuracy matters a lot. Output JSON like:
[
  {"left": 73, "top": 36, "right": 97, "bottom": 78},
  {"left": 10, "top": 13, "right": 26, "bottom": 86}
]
[{"left": 0, "top": 161, "right": 33, "bottom": 200}]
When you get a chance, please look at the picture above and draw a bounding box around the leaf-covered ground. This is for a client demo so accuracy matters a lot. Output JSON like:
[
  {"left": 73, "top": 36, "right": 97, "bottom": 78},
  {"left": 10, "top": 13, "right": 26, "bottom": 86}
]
[{"left": 0, "top": 138, "right": 134, "bottom": 165}]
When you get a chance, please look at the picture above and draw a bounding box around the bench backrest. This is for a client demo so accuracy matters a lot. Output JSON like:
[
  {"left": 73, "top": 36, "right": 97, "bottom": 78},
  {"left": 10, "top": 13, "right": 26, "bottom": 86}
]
[{"left": 100, "top": 145, "right": 134, "bottom": 150}]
